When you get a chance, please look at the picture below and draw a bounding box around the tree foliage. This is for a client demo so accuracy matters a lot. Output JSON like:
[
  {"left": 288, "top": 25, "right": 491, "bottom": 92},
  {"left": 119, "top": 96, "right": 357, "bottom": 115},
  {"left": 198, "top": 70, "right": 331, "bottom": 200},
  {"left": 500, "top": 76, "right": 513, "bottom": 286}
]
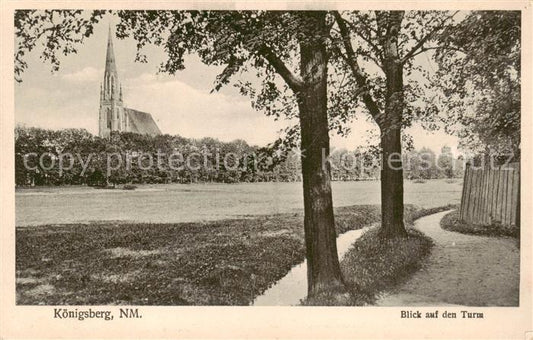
[
  {"left": 15, "top": 126, "right": 307, "bottom": 186},
  {"left": 433, "top": 11, "right": 521, "bottom": 159},
  {"left": 330, "top": 10, "right": 458, "bottom": 131},
  {"left": 15, "top": 10, "right": 106, "bottom": 82}
]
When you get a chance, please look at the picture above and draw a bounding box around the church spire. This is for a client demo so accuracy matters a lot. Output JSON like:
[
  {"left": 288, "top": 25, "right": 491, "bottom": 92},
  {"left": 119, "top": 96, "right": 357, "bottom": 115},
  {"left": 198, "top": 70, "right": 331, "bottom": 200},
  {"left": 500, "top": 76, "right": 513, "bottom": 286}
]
[
  {"left": 100, "top": 23, "right": 125, "bottom": 138},
  {"left": 105, "top": 24, "right": 118, "bottom": 76},
  {"left": 103, "top": 24, "right": 120, "bottom": 100}
]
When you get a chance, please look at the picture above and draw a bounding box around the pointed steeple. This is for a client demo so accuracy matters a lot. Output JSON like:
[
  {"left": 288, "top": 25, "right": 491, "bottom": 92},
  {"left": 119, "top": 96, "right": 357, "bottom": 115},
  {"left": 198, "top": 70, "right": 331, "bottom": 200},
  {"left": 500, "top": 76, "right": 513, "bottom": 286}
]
[
  {"left": 103, "top": 24, "right": 120, "bottom": 101},
  {"left": 105, "top": 24, "right": 118, "bottom": 75},
  {"left": 99, "top": 23, "right": 126, "bottom": 138}
]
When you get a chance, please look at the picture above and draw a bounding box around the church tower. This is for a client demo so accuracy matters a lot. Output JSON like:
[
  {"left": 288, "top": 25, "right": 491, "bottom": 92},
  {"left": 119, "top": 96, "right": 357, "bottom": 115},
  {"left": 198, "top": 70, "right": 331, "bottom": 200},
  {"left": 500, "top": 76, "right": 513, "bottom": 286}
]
[
  {"left": 97, "top": 25, "right": 161, "bottom": 137},
  {"left": 99, "top": 26, "right": 126, "bottom": 138}
]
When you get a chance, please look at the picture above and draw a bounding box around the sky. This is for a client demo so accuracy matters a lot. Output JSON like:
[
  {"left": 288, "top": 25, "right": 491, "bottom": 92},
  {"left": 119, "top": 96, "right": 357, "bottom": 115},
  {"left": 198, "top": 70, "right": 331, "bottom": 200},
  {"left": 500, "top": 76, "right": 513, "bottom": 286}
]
[{"left": 15, "top": 14, "right": 459, "bottom": 154}]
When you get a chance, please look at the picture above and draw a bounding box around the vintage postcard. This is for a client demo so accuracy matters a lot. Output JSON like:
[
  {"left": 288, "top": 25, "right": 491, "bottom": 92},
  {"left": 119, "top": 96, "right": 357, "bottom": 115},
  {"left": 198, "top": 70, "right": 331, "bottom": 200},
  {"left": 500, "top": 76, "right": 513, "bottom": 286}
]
[{"left": 1, "top": 0, "right": 531, "bottom": 338}]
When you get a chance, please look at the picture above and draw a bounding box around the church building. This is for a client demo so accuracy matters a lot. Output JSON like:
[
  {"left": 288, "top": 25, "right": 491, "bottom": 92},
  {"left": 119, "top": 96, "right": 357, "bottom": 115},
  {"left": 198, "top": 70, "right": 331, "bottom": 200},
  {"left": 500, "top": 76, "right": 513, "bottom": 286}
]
[{"left": 99, "top": 27, "right": 161, "bottom": 138}]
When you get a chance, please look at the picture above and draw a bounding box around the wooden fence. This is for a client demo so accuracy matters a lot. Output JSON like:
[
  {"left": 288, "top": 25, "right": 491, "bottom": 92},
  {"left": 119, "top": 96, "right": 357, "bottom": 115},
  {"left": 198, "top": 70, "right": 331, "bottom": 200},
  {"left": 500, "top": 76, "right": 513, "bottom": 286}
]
[{"left": 460, "top": 163, "right": 520, "bottom": 226}]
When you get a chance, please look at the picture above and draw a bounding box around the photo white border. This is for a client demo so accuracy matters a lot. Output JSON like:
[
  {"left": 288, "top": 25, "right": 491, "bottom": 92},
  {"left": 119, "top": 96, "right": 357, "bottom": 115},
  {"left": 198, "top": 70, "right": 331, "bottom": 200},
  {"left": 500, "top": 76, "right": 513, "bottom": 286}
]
[{"left": 1, "top": 1, "right": 531, "bottom": 338}]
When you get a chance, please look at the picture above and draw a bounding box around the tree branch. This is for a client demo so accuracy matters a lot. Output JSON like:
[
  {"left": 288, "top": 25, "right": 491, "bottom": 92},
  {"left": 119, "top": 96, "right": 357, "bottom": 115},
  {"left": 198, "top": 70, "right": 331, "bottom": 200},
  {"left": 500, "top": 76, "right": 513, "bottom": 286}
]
[
  {"left": 358, "top": 14, "right": 378, "bottom": 34},
  {"left": 227, "top": 12, "right": 304, "bottom": 92},
  {"left": 257, "top": 45, "right": 304, "bottom": 92},
  {"left": 400, "top": 31, "right": 436, "bottom": 64},
  {"left": 334, "top": 11, "right": 383, "bottom": 125},
  {"left": 400, "top": 11, "right": 459, "bottom": 65},
  {"left": 407, "top": 46, "right": 439, "bottom": 60},
  {"left": 340, "top": 16, "right": 383, "bottom": 64}
]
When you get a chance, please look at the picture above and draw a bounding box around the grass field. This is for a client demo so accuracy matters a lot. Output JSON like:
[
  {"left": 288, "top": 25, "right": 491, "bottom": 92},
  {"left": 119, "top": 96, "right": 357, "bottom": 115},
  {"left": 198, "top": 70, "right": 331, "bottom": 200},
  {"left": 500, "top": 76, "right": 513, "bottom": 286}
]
[
  {"left": 16, "top": 204, "right": 455, "bottom": 305},
  {"left": 16, "top": 180, "right": 461, "bottom": 305},
  {"left": 16, "top": 180, "right": 462, "bottom": 226}
]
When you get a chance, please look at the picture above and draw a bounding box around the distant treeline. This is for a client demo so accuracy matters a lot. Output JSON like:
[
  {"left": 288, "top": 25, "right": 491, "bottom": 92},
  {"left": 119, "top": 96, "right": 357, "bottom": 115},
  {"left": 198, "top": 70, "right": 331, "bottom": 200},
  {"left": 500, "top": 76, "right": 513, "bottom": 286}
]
[{"left": 15, "top": 126, "right": 464, "bottom": 187}]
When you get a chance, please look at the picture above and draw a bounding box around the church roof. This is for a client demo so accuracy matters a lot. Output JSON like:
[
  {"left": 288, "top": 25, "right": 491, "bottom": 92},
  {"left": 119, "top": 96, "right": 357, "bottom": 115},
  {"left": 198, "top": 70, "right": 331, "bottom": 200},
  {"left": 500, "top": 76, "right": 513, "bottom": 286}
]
[{"left": 125, "top": 108, "right": 162, "bottom": 136}]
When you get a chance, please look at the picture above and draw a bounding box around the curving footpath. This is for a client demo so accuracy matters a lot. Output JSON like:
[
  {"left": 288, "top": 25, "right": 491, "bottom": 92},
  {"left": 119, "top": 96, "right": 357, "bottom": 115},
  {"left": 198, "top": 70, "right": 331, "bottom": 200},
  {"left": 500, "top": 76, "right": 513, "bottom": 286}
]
[{"left": 375, "top": 210, "right": 519, "bottom": 306}]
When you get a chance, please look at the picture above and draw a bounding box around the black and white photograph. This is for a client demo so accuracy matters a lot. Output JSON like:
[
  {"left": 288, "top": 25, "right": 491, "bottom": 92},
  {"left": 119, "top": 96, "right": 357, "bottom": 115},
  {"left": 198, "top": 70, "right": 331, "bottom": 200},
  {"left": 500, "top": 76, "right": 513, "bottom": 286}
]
[{"left": 1, "top": 2, "right": 531, "bottom": 339}]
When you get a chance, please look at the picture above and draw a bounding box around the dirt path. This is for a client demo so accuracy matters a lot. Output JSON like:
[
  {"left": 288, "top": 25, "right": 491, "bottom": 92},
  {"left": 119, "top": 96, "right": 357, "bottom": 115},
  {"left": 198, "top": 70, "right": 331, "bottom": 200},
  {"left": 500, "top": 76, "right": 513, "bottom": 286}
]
[{"left": 375, "top": 210, "right": 519, "bottom": 306}]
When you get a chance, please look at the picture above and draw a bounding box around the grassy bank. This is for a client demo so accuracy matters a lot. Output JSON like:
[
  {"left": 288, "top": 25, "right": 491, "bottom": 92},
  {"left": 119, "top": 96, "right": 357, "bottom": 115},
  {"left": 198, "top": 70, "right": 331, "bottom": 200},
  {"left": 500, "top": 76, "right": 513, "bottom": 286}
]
[
  {"left": 303, "top": 205, "right": 455, "bottom": 306},
  {"left": 16, "top": 205, "right": 451, "bottom": 305},
  {"left": 440, "top": 209, "right": 519, "bottom": 238},
  {"left": 303, "top": 229, "right": 434, "bottom": 306}
]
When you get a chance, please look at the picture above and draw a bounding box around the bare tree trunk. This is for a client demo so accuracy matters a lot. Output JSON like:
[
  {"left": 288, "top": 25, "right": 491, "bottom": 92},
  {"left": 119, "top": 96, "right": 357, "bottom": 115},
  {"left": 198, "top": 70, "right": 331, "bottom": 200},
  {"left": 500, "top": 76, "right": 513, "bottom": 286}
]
[
  {"left": 379, "top": 98, "right": 407, "bottom": 238},
  {"left": 297, "top": 12, "right": 345, "bottom": 295},
  {"left": 379, "top": 12, "right": 408, "bottom": 238}
]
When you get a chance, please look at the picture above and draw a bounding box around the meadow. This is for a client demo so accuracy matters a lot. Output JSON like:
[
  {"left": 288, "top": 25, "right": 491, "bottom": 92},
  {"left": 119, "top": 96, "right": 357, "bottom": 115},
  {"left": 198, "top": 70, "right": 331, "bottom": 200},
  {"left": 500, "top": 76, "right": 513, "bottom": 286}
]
[
  {"left": 16, "top": 179, "right": 461, "bottom": 305},
  {"left": 16, "top": 179, "right": 462, "bottom": 226}
]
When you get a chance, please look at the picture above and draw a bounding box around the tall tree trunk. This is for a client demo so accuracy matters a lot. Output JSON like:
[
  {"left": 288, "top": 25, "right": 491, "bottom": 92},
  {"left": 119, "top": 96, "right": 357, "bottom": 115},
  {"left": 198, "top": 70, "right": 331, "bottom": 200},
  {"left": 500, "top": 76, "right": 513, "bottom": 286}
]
[
  {"left": 297, "top": 12, "right": 345, "bottom": 295},
  {"left": 379, "top": 12, "right": 408, "bottom": 238},
  {"left": 379, "top": 87, "right": 407, "bottom": 238}
]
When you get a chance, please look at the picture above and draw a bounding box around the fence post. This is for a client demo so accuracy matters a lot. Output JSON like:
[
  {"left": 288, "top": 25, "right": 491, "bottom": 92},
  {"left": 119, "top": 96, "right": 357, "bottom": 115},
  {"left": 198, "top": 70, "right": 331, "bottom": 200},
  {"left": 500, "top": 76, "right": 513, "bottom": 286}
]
[{"left": 460, "top": 162, "right": 471, "bottom": 221}]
